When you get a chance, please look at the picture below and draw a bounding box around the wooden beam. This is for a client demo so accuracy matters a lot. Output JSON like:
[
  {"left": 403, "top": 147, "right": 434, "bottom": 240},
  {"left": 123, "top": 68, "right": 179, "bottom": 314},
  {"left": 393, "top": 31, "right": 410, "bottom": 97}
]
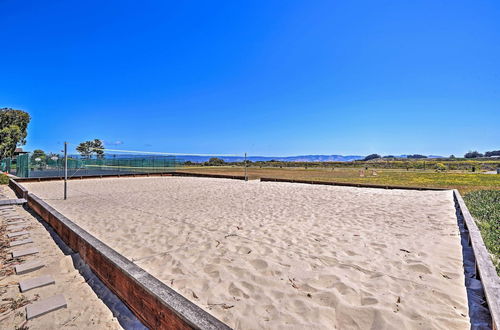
[{"left": 454, "top": 189, "right": 500, "bottom": 330}]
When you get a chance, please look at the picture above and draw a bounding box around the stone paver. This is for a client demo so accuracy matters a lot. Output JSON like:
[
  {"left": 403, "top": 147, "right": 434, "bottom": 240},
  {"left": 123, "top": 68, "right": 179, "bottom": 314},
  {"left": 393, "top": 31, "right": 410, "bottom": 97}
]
[
  {"left": 26, "top": 294, "right": 67, "bottom": 320},
  {"left": 7, "top": 231, "right": 29, "bottom": 238},
  {"left": 15, "top": 260, "right": 45, "bottom": 275},
  {"left": 6, "top": 220, "right": 25, "bottom": 225},
  {"left": 9, "top": 238, "right": 33, "bottom": 247},
  {"left": 7, "top": 225, "right": 28, "bottom": 231},
  {"left": 12, "top": 247, "right": 39, "bottom": 258},
  {"left": 19, "top": 275, "right": 55, "bottom": 292}
]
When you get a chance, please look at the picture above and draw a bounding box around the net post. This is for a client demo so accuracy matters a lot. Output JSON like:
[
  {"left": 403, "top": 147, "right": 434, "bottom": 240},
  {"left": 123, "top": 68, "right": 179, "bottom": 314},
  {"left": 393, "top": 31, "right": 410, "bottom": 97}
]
[
  {"left": 64, "top": 142, "right": 68, "bottom": 200},
  {"left": 244, "top": 152, "right": 248, "bottom": 181}
]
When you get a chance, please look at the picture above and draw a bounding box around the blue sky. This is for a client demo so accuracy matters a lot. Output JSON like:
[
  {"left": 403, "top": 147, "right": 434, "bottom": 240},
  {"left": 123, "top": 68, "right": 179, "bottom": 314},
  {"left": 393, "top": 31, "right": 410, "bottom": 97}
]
[{"left": 1, "top": 0, "right": 499, "bottom": 156}]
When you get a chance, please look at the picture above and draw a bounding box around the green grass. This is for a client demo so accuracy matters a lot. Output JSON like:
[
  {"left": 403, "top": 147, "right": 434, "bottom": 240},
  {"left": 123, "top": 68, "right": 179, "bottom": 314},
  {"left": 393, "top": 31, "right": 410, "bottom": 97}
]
[
  {"left": 464, "top": 190, "right": 500, "bottom": 275},
  {"left": 0, "top": 173, "right": 9, "bottom": 185}
]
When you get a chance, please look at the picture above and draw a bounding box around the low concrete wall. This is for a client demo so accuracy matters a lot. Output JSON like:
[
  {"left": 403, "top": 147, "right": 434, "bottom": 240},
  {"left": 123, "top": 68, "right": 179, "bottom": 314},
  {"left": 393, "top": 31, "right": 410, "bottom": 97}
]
[
  {"left": 10, "top": 179, "right": 231, "bottom": 330},
  {"left": 454, "top": 190, "right": 500, "bottom": 330}
]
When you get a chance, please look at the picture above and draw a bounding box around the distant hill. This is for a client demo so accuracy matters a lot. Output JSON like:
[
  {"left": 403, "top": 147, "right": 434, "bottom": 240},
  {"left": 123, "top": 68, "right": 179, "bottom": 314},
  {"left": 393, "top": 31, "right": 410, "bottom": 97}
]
[
  {"left": 97, "top": 153, "right": 445, "bottom": 163},
  {"left": 178, "top": 155, "right": 364, "bottom": 163}
]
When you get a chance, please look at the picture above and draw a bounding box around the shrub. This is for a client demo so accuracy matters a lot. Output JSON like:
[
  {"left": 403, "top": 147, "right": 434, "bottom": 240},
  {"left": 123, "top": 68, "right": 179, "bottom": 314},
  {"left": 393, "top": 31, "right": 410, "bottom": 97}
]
[
  {"left": 407, "top": 154, "right": 427, "bottom": 159},
  {"left": 204, "top": 157, "right": 225, "bottom": 166},
  {"left": 435, "top": 163, "right": 446, "bottom": 171},
  {"left": 464, "top": 151, "right": 484, "bottom": 158},
  {"left": 363, "top": 154, "right": 381, "bottom": 161},
  {"left": 0, "top": 173, "right": 9, "bottom": 184}
]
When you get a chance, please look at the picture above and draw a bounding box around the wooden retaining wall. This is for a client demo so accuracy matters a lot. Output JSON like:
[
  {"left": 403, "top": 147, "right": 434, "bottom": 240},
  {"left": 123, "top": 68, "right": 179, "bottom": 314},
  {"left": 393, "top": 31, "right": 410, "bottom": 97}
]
[
  {"left": 8, "top": 175, "right": 498, "bottom": 328},
  {"left": 260, "top": 177, "right": 446, "bottom": 191},
  {"left": 12, "top": 172, "right": 174, "bottom": 183},
  {"left": 454, "top": 189, "right": 500, "bottom": 330},
  {"left": 12, "top": 171, "right": 246, "bottom": 183},
  {"left": 9, "top": 179, "right": 231, "bottom": 330}
]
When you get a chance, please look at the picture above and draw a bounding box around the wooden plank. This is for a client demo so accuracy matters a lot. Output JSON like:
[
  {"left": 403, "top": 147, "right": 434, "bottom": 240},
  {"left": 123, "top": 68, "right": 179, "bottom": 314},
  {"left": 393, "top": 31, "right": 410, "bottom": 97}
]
[
  {"left": 454, "top": 190, "right": 500, "bottom": 330},
  {"left": 260, "top": 177, "right": 446, "bottom": 191}
]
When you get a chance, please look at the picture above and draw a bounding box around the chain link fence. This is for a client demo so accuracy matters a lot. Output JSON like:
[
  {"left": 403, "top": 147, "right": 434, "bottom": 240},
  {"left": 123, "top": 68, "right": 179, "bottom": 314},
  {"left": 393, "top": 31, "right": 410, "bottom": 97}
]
[{"left": 1, "top": 153, "right": 180, "bottom": 178}]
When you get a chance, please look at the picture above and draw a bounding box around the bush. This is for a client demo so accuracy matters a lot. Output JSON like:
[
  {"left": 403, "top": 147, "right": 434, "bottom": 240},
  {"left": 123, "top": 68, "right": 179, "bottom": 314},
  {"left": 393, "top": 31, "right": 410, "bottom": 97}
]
[
  {"left": 0, "top": 173, "right": 9, "bottom": 184},
  {"left": 363, "top": 154, "right": 381, "bottom": 161},
  {"left": 435, "top": 163, "right": 446, "bottom": 171},
  {"left": 407, "top": 154, "right": 428, "bottom": 159},
  {"left": 204, "top": 157, "right": 225, "bottom": 166},
  {"left": 464, "top": 151, "right": 484, "bottom": 158}
]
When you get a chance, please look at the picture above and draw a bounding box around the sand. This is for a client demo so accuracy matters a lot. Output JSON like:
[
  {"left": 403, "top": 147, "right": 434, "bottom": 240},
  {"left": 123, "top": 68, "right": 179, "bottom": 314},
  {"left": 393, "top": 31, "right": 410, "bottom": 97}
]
[
  {"left": 0, "top": 186, "right": 121, "bottom": 329},
  {"left": 24, "top": 177, "right": 470, "bottom": 329}
]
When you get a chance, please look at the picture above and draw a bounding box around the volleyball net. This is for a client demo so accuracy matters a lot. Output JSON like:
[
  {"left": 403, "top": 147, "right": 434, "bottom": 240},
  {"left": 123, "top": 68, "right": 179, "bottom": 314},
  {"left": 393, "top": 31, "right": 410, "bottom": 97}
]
[{"left": 12, "top": 148, "right": 247, "bottom": 178}]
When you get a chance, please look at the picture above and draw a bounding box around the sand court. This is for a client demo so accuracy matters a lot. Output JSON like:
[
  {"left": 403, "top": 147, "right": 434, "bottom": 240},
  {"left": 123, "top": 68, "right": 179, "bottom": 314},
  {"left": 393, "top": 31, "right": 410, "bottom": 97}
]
[{"left": 24, "top": 177, "right": 470, "bottom": 329}]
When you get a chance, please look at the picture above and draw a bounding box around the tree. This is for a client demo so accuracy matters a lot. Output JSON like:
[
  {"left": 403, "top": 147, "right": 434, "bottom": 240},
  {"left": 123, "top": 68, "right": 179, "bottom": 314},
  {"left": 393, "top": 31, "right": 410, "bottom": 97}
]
[
  {"left": 464, "top": 151, "right": 484, "bottom": 158},
  {"left": 485, "top": 150, "right": 500, "bottom": 157},
  {"left": 76, "top": 139, "right": 105, "bottom": 159},
  {"left": 93, "top": 139, "right": 105, "bottom": 159},
  {"left": 31, "top": 149, "right": 47, "bottom": 163},
  {"left": 205, "top": 157, "right": 225, "bottom": 166},
  {"left": 363, "top": 154, "right": 381, "bottom": 161},
  {"left": 0, "top": 108, "right": 31, "bottom": 159},
  {"left": 407, "top": 154, "right": 427, "bottom": 159},
  {"left": 76, "top": 141, "right": 93, "bottom": 159}
]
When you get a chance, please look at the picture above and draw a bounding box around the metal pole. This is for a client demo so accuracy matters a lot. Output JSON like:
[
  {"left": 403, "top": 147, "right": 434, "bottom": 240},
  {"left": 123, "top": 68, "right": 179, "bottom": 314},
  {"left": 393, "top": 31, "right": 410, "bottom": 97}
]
[
  {"left": 244, "top": 152, "right": 248, "bottom": 181},
  {"left": 64, "top": 142, "right": 68, "bottom": 200}
]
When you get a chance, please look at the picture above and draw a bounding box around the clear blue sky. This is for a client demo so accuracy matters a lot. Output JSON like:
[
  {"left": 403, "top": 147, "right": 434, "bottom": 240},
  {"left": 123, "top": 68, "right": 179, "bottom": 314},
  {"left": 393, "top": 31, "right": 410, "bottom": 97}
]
[{"left": 1, "top": 0, "right": 499, "bottom": 156}]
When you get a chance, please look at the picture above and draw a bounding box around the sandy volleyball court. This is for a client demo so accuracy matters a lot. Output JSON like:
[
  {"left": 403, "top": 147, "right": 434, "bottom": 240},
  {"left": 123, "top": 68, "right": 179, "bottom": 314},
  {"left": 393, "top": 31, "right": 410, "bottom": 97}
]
[{"left": 24, "top": 177, "right": 469, "bottom": 329}]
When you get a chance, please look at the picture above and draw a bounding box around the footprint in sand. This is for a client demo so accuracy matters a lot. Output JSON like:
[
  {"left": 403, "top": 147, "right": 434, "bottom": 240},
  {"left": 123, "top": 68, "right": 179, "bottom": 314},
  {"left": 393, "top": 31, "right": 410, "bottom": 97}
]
[
  {"left": 361, "top": 297, "right": 378, "bottom": 306},
  {"left": 228, "top": 282, "right": 250, "bottom": 299},
  {"left": 203, "top": 264, "right": 220, "bottom": 278},
  {"left": 249, "top": 259, "right": 268, "bottom": 271},
  {"left": 407, "top": 263, "right": 432, "bottom": 274}
]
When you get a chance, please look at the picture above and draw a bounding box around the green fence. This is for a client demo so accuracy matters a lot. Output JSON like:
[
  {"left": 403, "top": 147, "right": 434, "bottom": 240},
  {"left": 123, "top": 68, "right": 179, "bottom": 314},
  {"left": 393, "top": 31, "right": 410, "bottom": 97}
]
[
  {"left": 1, "top": 157, "right": 11, "bottom": 173},
  {"left": 16, "top": 153, "right": 30, "bottom": 178},
  {"left": 3, "top": 153, "right": 180, "bottom": 178},
  {"left": 27, "top": 154, "right": 179, "bottom": 178}
]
